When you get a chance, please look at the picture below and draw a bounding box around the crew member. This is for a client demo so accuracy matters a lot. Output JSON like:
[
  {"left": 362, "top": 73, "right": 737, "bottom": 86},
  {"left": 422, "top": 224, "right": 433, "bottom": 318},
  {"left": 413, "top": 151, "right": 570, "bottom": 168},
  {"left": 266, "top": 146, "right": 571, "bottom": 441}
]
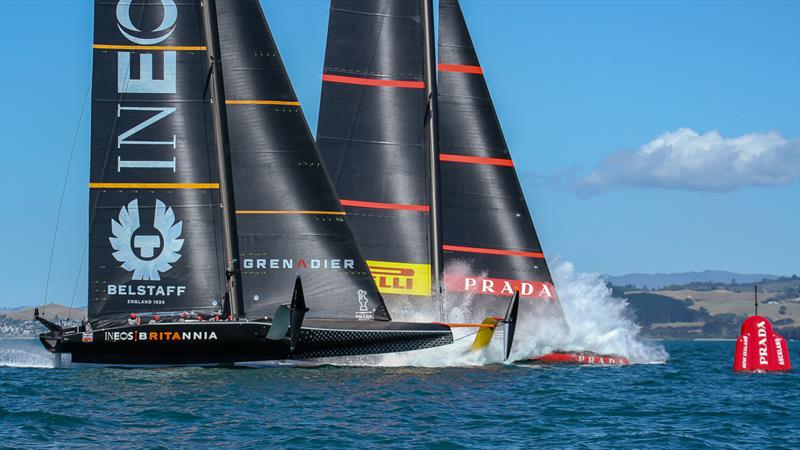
[
  {"left": 127, "top": 313, "right": 140, "bottom": 326},
  {"left": 149, "top": 314, "right": 161, "bottom": 324}
]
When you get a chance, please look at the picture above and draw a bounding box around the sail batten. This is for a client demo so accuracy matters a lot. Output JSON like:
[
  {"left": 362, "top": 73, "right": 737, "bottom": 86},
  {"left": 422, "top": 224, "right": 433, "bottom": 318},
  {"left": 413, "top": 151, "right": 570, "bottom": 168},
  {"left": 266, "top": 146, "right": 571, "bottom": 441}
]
[
  {"left": 89, "top": 183, "right": 220, "bottom": 189},
  {"left": 440, "top": 154, "right": 514, "bottom": 167},
  {"left": 339, "top": 199, "right": 431, "bottom": 212},
  {"left": 438, "top": 63, "right": 483, "bottom": 74},
  {"left": 323, "top": 74, "right": 426, "bottom": 88},
  {"left": 225, "top": 100, "right": 301, "bottom": 106}
]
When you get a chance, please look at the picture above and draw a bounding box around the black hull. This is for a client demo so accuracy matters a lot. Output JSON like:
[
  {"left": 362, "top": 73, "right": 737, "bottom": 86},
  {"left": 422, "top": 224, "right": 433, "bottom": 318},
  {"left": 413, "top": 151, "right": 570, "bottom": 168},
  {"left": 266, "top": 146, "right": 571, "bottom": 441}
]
[{"left": 40, "top": 320, "right": 452, "bottom": 366}]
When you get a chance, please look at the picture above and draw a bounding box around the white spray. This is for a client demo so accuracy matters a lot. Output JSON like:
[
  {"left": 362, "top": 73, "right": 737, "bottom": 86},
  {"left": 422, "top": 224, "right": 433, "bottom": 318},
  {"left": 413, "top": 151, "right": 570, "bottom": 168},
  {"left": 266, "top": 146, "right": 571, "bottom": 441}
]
[
  {"left": 330, "top": 258, "right": 667, "bottom": 367},
  {"left": 511, "top": 259, "right": 668, "bottom": 363},
  {"left": 0, "top": 339, "right": 56, "bottom": 368}
]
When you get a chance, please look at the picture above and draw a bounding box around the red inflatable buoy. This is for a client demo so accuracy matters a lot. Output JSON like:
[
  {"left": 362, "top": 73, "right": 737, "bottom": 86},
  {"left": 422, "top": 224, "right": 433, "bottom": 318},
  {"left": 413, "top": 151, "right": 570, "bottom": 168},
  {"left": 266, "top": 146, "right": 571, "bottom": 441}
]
[{"left": 733, "top": 316, "right": 792, "bottom": 372}]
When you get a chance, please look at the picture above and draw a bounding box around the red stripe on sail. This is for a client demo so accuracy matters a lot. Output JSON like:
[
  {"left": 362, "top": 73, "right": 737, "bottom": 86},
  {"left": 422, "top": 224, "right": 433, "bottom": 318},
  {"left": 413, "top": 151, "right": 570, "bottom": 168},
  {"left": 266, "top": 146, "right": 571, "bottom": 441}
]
[
  {"left": 443, "top": 245, "right": 544, "bottom": 259},
  {"left": 438, "top": 64, "right": 483, "bottom": 74},
  {"left": 322, "top": 74, "right": 425, "bottom": 89},
  {"left": 340, "top": 199, "right": 430, "bottom": 212},
  {"left": 440, "top": 153, "right": 514, "bottom": 167}
]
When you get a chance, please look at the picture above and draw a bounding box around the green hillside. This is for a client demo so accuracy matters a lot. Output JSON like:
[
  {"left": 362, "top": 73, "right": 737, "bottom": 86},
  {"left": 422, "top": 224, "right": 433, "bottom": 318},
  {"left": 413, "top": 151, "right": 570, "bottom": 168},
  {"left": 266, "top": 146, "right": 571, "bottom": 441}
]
[{"left": 614, "top": 276, "right": 800, "bottom": 339}]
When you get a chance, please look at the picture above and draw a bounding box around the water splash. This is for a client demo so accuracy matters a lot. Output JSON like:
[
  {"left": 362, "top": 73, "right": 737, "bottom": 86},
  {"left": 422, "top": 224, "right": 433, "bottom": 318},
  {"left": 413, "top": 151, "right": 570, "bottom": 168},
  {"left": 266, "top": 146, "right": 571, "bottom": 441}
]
[
  {"left": 331, "top": 258, "right": 667, "bottom": 367},
  {"left": 514, "top": 260, "right": 668, "bottom": 363},
  {"left": 0, "top": 339, "right": 56, "bottom": 368}
]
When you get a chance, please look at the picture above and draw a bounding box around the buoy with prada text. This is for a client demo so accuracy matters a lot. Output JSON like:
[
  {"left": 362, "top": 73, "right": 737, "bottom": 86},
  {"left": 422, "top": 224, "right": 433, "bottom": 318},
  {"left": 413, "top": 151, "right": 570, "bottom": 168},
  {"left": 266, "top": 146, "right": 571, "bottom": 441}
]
[{"left": 733, "top": 286, "right": 792, "bottom": 373}]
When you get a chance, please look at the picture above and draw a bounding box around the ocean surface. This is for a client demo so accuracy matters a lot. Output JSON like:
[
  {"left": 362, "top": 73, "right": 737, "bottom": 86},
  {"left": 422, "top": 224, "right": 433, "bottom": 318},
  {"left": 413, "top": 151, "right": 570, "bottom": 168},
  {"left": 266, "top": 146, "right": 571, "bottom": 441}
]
[{"left": 1, "top": 339, "right": 797, "bottom": 449}]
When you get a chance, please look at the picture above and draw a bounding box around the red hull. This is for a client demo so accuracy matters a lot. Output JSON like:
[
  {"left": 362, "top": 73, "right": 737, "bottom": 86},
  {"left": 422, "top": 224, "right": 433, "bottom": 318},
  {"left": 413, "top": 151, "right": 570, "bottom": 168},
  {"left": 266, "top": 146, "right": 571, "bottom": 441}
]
[{"left": 524, "top": 351, "right": 630, "bottom": 366}]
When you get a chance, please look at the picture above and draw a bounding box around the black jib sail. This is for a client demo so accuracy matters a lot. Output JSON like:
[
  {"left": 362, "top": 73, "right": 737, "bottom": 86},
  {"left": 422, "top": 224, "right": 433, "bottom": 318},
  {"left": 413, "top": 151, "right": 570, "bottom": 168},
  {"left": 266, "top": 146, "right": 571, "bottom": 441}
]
[
  {"left": 216, "top": 0, "right": 389, "bottom": 320},
  {"left": 316, "top": 0, "right": 435, "bottom": 302},
  {"left": 438, "top": 0, "right": 566, "bottom": 324},
  {"left": 90, "top": 0, "right": 225, "bottom": 321}
]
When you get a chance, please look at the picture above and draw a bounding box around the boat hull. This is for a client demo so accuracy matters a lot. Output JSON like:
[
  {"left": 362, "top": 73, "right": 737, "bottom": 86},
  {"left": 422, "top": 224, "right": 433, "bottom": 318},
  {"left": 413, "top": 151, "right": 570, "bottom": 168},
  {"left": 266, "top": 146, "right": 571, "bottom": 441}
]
[
  {"left": 521, "top": 351, "right": 631, "bottom": 366},
  {"left": 40, "top": 320, "right": 452, "bottom": 366}
]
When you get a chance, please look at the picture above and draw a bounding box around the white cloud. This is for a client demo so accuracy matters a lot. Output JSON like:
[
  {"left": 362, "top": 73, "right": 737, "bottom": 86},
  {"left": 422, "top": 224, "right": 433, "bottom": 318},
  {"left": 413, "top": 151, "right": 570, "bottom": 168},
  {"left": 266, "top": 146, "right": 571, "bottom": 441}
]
[{"left": 573, "top": 128, "right": 800, "bottom": 197}]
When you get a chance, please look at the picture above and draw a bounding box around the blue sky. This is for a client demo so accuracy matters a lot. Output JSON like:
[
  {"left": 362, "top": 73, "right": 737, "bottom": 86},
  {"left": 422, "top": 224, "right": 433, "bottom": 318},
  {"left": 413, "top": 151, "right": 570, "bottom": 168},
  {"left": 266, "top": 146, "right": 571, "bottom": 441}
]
[{"left": 1, "top": 0, "right": 798, "bottom": 309}]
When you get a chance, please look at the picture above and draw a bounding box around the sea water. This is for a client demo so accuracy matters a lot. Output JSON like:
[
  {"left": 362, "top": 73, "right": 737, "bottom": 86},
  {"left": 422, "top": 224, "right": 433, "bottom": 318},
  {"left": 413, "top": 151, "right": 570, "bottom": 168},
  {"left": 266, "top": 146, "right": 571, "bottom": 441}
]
[
  {"left": 1, "top": 264, "right": 797, "bottom": 448},
  {"left": 1, "top": 340, "right": 798, "bottom": 448}
]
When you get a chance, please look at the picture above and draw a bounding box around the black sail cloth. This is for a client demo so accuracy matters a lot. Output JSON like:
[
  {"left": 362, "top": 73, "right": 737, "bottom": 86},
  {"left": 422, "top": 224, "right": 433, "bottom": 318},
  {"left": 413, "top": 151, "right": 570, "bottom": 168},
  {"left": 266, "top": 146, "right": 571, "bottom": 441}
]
[
  {"left": 89, "top": 0, "right": 389, "bottom": 323},
  {"left": 216, "top": 0, "right": 389, "bottom": 320},
  {"left": 316, "top": 0, "right": 566, "bottom": 326},
  {"left": 89, "top": 0, "right": 225, "bottom": 321},
  {"left": 317, "top": 0, "right": 435, "bottom": 305},
  {"left": 438, "top": 0, "right": 567, "bottom": 326}
]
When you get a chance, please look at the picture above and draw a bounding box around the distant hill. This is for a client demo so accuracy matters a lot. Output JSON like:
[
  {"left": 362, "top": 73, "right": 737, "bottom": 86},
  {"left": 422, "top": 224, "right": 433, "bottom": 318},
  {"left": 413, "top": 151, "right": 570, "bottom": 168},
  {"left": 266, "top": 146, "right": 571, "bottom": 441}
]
[
  {"left": 0, "top": 304, "right": 86, "bottom": 321},
  {"left": 605, "top": 270, "right": 784, "bottom": 290},
  {"left": 610, "top": 276, "right": 800, "bottom": 339},
  {"left": 0, "top": 304, "right": 86, "bottom": 338}
]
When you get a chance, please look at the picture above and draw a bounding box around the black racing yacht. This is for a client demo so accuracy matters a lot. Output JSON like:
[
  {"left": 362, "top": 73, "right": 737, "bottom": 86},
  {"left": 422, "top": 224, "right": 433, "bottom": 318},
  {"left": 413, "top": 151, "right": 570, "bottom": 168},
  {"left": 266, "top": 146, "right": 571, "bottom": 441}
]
[
  {"left": 36, "top": 0, "right": 453, "bottom": 366},
  {"left": 315, "top": 0, "right": 628, "bottom": 365},
  {"left": 316, "top": 0, "right": 566, "bottom": 343}
]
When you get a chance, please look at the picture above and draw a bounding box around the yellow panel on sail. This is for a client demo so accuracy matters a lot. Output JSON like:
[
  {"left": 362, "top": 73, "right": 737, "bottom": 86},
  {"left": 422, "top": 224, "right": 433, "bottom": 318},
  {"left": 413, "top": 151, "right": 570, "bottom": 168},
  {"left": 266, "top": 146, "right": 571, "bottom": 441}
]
[{"left": 367, "top": 261, "right": 431, "bottom": 297}]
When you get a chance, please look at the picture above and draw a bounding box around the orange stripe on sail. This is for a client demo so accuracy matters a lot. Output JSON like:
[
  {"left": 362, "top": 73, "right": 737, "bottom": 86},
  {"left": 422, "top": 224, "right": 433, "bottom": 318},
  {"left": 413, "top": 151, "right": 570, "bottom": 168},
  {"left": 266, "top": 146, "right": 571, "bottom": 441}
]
[
  {"left": 437, "top": 64, "right": 483, "bottom": 74},
  {"left": 225, "top": 100, "right": 300, "bottom": 106},
  {"left": 440, "top": 153, "right": 514, "bottom": 167},
  {"left": 93, "top": 44, "right": 206, "bottom": 51},
  {"left": 89, "top": 182, "right": 219, "bottom": 189},
  {"left": 322, "top": 74, "right": 425, "bottom": 89},
  {"left": 443, "top": 244, "right": 544, "bottom": 259},
  {"left": 340, "top": 199, "right": 430, "bottom": 212}
]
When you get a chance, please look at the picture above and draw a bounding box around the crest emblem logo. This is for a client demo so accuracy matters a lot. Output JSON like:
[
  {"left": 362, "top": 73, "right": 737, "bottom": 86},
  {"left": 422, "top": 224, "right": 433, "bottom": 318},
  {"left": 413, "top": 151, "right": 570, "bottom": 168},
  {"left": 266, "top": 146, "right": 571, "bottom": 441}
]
[
  {"left": 110, "top": 199, "right": 184, "bottom": 281},
  {"left": 355, "top": 290, "right": 374, "bottom": 320},
  {"left": 357, "top": 290, "right": 369, "bottom": 312}
]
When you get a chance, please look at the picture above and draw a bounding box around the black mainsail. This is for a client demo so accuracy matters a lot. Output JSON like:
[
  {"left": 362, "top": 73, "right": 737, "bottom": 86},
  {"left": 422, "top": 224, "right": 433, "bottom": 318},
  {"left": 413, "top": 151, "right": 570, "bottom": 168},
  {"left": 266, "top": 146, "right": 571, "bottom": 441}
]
[
  {"left": 317, "top": 0, "right": 434, "bottom": 301},
  {"left": 317, "top": 0, "right": 567, "bottom": 333},
  {"left": 438, "top": 0, "right": 564, "bottom": 322},
  {"left": 37, "top": 0, "right": 454, "bottom": 366},
  {"left": 90, "top": 0, "right": 225, "bottom": 322}
]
